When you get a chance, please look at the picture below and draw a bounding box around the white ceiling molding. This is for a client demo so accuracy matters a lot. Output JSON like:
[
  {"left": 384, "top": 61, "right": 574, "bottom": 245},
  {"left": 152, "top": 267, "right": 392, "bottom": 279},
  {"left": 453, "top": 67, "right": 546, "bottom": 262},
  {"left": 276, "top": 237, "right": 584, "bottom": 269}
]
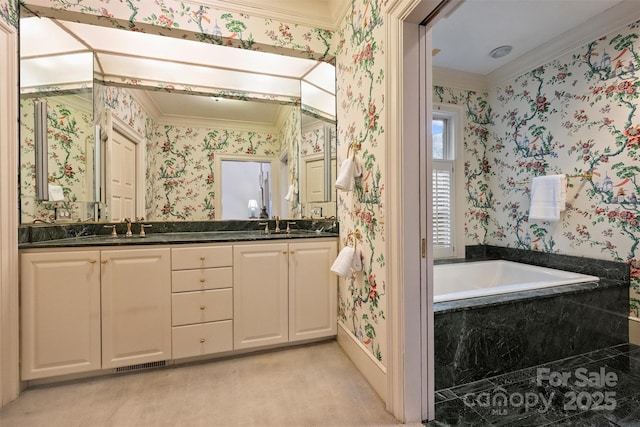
[
  {"left": 487, "top": 0, "right": 640, "bottom": 88},
  {"left": 128, "top": 89, "right": 164, "bottom": 123},
  {"left": 432, "top": 67, "right": 488, "bottom": 93},
  {"left": 181, "top": 0, "right": 351, "bottom": 31}
]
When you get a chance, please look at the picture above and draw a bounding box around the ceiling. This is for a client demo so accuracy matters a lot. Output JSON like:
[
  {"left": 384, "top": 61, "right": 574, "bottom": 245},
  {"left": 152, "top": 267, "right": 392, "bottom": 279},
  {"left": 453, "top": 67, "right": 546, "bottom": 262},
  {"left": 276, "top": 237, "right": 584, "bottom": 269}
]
[{"left": 432, "top": 0, "right": 627, "bottom": 76}]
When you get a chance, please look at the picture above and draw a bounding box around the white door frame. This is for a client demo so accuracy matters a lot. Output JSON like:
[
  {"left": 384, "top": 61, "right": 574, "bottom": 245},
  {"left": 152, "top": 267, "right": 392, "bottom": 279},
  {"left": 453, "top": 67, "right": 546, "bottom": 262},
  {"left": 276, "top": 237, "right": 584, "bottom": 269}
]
[
  {"left": 0, "top": 18, "right": 20, "bottom": 407},
  {"left": 105, "top": 110, "right": 146, "bottom": 220},
  {"left": 385, "top": 0, "right": 458, "bottom": 422}
]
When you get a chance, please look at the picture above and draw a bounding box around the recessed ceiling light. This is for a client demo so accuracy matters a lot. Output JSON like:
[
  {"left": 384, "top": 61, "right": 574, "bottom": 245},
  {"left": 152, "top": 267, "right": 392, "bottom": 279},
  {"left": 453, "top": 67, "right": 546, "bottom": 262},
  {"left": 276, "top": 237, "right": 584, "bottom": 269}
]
[{"left": 489, "top": 45, "right": 512, "bottom": 59}]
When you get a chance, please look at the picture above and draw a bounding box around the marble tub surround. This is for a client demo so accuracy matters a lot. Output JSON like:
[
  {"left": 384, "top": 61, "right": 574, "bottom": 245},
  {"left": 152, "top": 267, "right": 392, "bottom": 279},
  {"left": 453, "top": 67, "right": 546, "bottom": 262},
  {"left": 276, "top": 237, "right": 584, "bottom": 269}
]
[
  {"left": 463, "top": 244, "right": 630, "bottom": 281},
  {"left": 434, "top": 278, "right": 628, "bottom": 390},
  {"left": 19, "top": 219, "right": 338, "bottom": 246}
]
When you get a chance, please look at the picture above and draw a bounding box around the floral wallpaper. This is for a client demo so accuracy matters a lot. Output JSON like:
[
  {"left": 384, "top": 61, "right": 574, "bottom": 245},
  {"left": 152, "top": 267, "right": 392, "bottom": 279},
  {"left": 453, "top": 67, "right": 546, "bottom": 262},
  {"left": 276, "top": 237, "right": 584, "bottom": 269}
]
[
  {"left": 433, "top": 86, "right": 493, "bottom": 246},
  {"left": 445, "top": 20, "right": 640, "bottom": 318},
  {"left": 20, "top": 95, "right": 95, "bottom": 223},
  {"left": 149, "top": 123, "right": 279, "bottom": 220},
  {"left": 0, "top": 0, "right": 17, "bottom": 29},
  {"left": 336, "top": 0, "right": 388, "bottom": 363},
  {"left": 279, "top": 106, "right": 301, "bottom": 218}
]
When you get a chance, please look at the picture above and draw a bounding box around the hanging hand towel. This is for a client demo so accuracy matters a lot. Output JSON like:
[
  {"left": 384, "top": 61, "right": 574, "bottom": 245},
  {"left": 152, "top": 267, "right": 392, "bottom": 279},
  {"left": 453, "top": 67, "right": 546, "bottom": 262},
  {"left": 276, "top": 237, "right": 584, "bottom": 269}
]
[
  {"left": 335, "top": 158, "right": 356, "bottom": 191},
  {"left": 352, "top": 248, "right": 363, "bottom": 272},
  {"left": 330, "top": 246, "right": 356, "bottom": 277},
  {"left": 335, "top": 157, "right": 364, "bottom": 192},
  {"left": 284, "top": 184, "right": 296, "bottom": 201},
  {"left": 528, "top": 174, "right": 567, "bottom": 222}
]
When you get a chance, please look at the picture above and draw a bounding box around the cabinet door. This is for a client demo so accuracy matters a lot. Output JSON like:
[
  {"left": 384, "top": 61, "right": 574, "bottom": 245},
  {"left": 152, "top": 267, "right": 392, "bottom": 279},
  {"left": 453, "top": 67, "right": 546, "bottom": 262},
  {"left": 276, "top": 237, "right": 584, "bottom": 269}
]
[
  {"left": 21, "top": 251, "right": 101, "bottom": 380},
  {"left": 101, "top": 248, "right": 171, "bottom": 369},
  {"left": 233, "top": 243, "right": 288, "bottom": 349},
  {"left": 288, "top": 241, "right": 337, "bottom": 342}
]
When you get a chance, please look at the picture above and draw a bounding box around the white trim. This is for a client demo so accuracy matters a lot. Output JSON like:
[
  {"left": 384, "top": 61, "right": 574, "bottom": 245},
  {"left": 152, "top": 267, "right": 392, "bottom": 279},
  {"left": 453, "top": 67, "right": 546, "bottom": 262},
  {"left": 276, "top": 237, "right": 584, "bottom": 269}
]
[
  {"left": 214, "top": 154, "right": 280, "bottom": 218},
  {"left": 0, "top": 18, "right": 20, "bottom": 407},
  {"left": 105, "top": 110, "right": 146, "bottom": 220},
  {"left": 433, "top": 103, "right": 464, "bottom": 260},
  {"left": 487, "top": 0, "right": 640, "bottom": 87},
  {"left": 336, "top": 323, "right": 387, "bottom": 400},
  {"left": 433, "top": 66, "right": 488, "bottom": 93},
  {"left": 384, "top": 0, "right": 442, "bottom": 423}
]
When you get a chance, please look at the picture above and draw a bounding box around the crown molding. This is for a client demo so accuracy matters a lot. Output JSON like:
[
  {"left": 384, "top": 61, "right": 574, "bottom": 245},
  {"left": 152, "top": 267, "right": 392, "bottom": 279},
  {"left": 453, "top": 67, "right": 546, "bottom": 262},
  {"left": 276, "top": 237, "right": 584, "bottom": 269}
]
[
  {"left": 154, "top": 115, "right": 278, "bottom": 134},
  {"left": 181, "top": 0, "right": 347, "bottom": 31},
  {"left": 432, "top": 67, "right": 488, "bottom": 93},
  {"left": 487, "top": 0, "right": 640, "bottom": 88},
  {"left": 127, "top": 88, "right": 163, "bottom": 122}
]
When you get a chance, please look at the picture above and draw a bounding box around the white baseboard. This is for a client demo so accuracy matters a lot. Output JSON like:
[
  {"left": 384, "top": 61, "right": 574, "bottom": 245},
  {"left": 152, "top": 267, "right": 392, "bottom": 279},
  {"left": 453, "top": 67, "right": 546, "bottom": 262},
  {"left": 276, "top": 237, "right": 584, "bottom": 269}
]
[
  {"left": 629, "top": 316, "right": 640, "bottom": 345},
  {"left": 336, "top": 322, "right": 387, "bottom": 402}
]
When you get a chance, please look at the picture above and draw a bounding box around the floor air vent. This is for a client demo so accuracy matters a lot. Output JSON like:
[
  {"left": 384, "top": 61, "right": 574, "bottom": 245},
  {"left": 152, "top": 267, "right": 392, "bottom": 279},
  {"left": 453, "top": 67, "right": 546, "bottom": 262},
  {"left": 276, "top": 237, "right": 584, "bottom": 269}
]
[{"left": 115, "top": 360, "right": 167, "bottom": 373}]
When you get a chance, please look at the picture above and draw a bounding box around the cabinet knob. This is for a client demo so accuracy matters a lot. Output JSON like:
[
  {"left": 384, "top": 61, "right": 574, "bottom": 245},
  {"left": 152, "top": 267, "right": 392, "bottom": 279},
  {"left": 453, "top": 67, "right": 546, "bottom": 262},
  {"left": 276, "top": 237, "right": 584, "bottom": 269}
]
[
  {"left": 101, "top": 260, "right": 109, "bottom": 264},
  {"left": 200, "top": 305, "right": 206, "bottom": 311},
  {"left": 88, "top": 259, "right": 97, "bottom": 264},
  {"left": 199, "top": 256, "right": 205, "bottom": 261},
  {"left": 199, "top": 278, "right": 206, "bottom": 283},
  {"left": 200, "top": 338, "right": 206, "bottom": 343},
  {"left": 282, "top": 251, "right": 287, "bottom": 254},
  {"left": 290, "top": 250, "right": 295, "bottom": 254}
]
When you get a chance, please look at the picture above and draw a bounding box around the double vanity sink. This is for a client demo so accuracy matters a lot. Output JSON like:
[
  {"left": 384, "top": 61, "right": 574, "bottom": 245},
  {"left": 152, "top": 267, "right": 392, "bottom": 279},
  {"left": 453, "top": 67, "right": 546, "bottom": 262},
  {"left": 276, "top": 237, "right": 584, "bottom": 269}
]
[{"left": 22, "top": 229, "right": 337, "bottom": 248}]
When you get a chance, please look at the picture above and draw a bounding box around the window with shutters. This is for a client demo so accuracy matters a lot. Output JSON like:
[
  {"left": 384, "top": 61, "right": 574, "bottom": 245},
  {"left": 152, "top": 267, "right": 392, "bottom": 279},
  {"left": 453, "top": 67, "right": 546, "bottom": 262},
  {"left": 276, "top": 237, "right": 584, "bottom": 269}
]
[{"left": 432, "top": 105, "right": 463, "bottom": 259}]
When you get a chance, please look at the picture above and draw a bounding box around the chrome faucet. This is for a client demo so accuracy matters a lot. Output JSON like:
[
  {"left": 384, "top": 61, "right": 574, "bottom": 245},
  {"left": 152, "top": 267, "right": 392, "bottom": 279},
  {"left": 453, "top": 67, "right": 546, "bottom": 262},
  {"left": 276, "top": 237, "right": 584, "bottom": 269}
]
[
  {"left": 104, "top": 224, "right": 117, "bottom": 237},
  {"left": 273, "top": 216, "right": 281, "bottom": 233},
  {"left": 286, "top": 221, "right": 296, "bottom": 234},
  {"left": 140, "top": 224, "right": 152, "bottom": 237}
]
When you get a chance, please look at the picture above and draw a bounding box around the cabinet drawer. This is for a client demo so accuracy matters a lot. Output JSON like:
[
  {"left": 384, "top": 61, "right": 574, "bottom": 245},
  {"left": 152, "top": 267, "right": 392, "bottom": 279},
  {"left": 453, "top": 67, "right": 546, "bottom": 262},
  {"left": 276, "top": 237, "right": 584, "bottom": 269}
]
[
  {"left": 171, "top": 246, "right": 232, "bottom": 270},
  {"left": 172, "top": 267, "right": 232, "bottom": 292},
  {"left": 172, "top": 321, "right": 233, "bottom": 359},
  {"left": 172, "top": 289, "right": 233, "bottom": 326}
]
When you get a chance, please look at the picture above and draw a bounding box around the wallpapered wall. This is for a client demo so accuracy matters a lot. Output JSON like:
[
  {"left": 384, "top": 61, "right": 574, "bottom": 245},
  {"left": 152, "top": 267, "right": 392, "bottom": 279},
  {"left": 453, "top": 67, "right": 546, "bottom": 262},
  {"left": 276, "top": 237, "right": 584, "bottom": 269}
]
[
  {"left": 436, "top": 20, "right": 640, "bottom": 318},
  {"left": 336, "top": 0, "right": 388, "bottom": 363},
  {"left": 96, "top": 84, "right": 293, "bottom": 221},
  {"left": 20, "top": 96, "right": 94, "bottom": 223}
]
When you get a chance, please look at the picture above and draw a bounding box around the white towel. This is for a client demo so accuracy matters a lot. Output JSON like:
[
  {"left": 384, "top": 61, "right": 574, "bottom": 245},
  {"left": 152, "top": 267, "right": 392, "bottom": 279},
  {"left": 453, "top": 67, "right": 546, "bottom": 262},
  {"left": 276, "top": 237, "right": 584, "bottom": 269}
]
[
  {"left": 352, "top": 248, "right": 363, "bottom": 272},
  {"left": 330, "top": 246, "right": 356, "bottom": 277},
  {"left": 284, "top": 184, "right": 297, "bottom": 201},
  {"left": 335, "top": 157, "right": 364, "bottom": 192},
  {"left": 528, "top": 174, "right": 567, "bottom": 222},
  {"left": 48, "top": 183, "right": 64, "bottom": 201}
]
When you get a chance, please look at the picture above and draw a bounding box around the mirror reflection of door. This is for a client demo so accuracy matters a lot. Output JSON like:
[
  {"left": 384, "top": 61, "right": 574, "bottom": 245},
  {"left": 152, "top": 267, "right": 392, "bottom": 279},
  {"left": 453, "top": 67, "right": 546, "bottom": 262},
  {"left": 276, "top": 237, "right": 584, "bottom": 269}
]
[
  {"left": 280, "top": 153, "right": 289, "bottom": 217},
  {"left": 304, "top": 158, "right": 325, "bottom": 203},
  {"left": 109, "top": 130, "right": 137, "bottom": 222}
]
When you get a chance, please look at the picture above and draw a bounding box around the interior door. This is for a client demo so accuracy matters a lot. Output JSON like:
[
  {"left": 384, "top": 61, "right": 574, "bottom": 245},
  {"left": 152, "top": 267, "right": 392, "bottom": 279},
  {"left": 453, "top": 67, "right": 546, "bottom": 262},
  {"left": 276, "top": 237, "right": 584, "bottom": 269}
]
[
  {"left": 109, "top": 130, "right": 136, "bottom": 221},
  {"left": 304, "top": 158, "right": 324, "bottom": 202}
]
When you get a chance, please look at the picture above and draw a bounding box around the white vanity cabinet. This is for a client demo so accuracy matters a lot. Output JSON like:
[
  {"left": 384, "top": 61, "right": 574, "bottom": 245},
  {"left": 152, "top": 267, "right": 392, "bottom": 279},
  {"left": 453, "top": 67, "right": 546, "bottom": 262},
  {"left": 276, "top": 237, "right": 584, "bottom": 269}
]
[
  {"left": 101, "top": 248, "right": 172, "bottom": 369},
  {"left": 20, "top": 251, "right": 102, "bottom": 380},
  {"left": 170, "top": 245, "right": 234, "bottom": 359},
  {"left": 233, "top": 239, "right": 337, "bottom": 350}
]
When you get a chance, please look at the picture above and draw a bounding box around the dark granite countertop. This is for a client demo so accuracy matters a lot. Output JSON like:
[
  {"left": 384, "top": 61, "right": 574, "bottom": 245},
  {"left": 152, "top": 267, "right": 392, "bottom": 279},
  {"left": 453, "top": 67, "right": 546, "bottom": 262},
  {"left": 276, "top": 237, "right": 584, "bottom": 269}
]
[
  {"left": 19, "top": 229, "right": 339, "bottom": 249},
  {"left": 19, "top": 219, "right": 339, "bottom": 249}
]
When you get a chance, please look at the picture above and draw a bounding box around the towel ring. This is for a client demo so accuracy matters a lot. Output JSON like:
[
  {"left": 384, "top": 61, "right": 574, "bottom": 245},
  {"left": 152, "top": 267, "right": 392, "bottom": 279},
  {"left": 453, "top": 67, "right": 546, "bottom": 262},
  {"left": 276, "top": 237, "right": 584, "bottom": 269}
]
[
  {"left": 346, "top": 142, "right": 362, "bottom": 160},
  {"left": 347, "top": 229, "right": 362, "bottom": 248}
]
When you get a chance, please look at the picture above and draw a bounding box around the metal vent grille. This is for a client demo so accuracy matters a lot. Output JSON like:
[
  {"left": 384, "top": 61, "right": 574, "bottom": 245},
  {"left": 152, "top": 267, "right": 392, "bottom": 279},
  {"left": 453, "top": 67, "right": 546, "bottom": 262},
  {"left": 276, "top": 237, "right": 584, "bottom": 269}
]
[{"left": 115, "top": 360, "right": 166, "bottom": 373}]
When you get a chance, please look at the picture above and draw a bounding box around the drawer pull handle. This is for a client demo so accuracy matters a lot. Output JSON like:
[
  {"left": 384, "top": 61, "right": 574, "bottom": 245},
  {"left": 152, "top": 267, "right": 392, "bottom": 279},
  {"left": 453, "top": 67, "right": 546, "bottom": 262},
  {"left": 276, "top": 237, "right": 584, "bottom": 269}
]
[
  {"left": 199, "top": 278, "right": 206, "bottom": 283},
  {"left": 200, "top": 338, "right": 206, "bottom": 343},
  {"left": 199, "top": 256, "right": 205, "bottom": 261},
  {"left": 200, "top": 305, "right": 206, "bottom": 311},
  {"left": 88, "top": 259, "right": 97, "bottom": 264}
]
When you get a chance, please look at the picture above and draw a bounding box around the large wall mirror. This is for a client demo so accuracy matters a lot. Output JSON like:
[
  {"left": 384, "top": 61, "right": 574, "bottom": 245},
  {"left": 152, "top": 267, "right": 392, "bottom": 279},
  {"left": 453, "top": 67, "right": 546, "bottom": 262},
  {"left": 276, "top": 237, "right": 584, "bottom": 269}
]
[{"left": 18, "top": 9, "right": 336, "bottom": 224}]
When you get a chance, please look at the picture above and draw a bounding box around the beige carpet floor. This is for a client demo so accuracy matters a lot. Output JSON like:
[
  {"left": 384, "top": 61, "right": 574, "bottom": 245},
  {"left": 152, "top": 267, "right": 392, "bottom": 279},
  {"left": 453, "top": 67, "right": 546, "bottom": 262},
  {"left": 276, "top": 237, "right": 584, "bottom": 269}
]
[{"left": 0, "top": 340, "right": 419, "bottom": 427}]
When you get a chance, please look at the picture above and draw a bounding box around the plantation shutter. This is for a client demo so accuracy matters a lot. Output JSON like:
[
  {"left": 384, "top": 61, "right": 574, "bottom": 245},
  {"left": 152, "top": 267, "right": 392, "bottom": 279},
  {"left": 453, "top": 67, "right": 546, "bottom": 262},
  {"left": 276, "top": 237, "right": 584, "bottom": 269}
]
[{"left": 433, "top": 159, "right": 454, "bottom": 258}]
